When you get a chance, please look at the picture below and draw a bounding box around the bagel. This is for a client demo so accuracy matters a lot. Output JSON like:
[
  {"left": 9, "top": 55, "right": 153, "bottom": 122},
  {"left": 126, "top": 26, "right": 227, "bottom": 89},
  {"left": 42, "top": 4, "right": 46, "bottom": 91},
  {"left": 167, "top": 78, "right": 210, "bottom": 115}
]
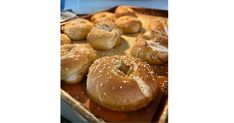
[
  {"left": 63, "top": 19, "right": 93, "bottom": 41},
  {"left": 131, "top": 31, "right": 168, "bottom": 65},
  {"left": 148, "top": 17, "right": 168, "bottom": 34},
  {"left": 115, "top": 15, "right": 142, "bottom": 34},
  {"left": 139, "top": 30, "right": 168, "bottom": 47},
  {"left": 87, "top": 55, "right": 159, "bottom": 112},
  {"left": 87, "top": 21, "right": 122, "bottom": 50},
  {"left": 115, "top": 6, "right": 137, "bottom": 17},
  {"left": 61, "top": 44, "right": 97, "bottom": 84},
  {"left": 91, "top": 12, "right": 117, "bottom": 22}
]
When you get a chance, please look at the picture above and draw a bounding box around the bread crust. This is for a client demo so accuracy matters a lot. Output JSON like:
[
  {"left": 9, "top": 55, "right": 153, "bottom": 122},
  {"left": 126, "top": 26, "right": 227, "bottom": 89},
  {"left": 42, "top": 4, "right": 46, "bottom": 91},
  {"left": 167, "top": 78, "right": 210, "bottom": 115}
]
[
  {"left": 91, "top": 12, "right": 117, "bottom": 22},
  {"left": 131, "top": 31, "right": 168, "bottom": 65},
  {"left": 148, "top": 17, "right": 168, "bottom": 34},
  {"left": 115, "top": 16, "right": 142, "bottom": 34},
  {"left": 115, "top": 6, "right": 137, "bottom": 18},
  {"left": 87, "top": 21, "right": 122, "bottom": 50},
  {"left": 63, "top": 19, "right": 93, "bottom": 41},
  {"left": 87, "top": 55, "right": 159, "bottom": 112},
  {"left": 61, "top": 33, "right": 71, "bottom": 45},
  {"left": 61, "top": 44, "right": 97, "bottom": 84}
]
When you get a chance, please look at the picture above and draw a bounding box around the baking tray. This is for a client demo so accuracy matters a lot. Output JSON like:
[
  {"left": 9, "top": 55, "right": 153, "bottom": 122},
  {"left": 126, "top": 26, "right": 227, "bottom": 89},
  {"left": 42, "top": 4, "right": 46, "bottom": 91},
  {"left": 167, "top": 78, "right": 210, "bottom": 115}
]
[{"left": 61, "top": 5, "right": 168, "bottom": 123}]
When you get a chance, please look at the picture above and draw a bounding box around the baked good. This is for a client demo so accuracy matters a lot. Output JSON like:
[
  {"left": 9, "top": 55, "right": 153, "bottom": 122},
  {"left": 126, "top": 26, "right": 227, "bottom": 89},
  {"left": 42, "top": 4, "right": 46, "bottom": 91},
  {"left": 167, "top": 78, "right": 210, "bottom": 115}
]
[
  {"left": 115, "top": 6, "right": 136, "bottom": 17},
  {"left": 61, "top": 33, "right": 71, "bottom": 45},
  {"left": 63, "top": 19, "right": 93, "bottom": 40},
  {"left": 131, "top": 31, "right": 168, "bottom": 64},
  {"left": 87, "top": 55, "right": 159, "bottom": 112},
  {"left": 61, "top": 44, "right": 97, "bottom": 84},
  {"left": 87, "top": 21, "right": 122, "bottom": 50},
  {"left": 140, "top": 30, "right": 168, "bottom": 47},
  {"left": 148, "top": 17, "right": 168, "bottom": 34},
  {"left": 151, "top": 63, "right": 168, "bottom": 76},
  {"left": 115, "top": 15, "right": 142, "bottom": 34},
  {"left": 91, "top": 12, "right": 117, "bottom": 22}
]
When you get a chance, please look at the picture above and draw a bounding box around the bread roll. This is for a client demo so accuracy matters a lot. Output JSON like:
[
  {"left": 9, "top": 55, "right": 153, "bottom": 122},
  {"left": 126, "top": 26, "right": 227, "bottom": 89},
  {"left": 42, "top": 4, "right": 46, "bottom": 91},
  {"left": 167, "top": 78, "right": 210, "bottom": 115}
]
[
  {"left": 61, "top": 44, "right": 97, "bottom": 84},
  {"left": 61, "top": 33, "right": 71, "bottom": 45},
  {"left": 87, "top": 21, "right": 122, "bottom": 50},
  {"left": 140, "top": 30, "right": 168, "bottom": 47},
  {"left": 87, "top": 55, "right": 159, "bottom": 112},
  {"left": 115, "top": 6, "right": 136, "bottom": 17},
  {"left": 63, "top": 19, "right": 93, "bottom": 41},
  {"left": 91, "top": 12, "right": 117, "bottom": 22},
  {"left": 131, "top": 31, "right": 168, "bottom": 65},
  {"left": 115, "top": 15, "right": 142, "bottom": 34},
  {"left": 148, "top": 17, "right": 168, "bottom": 34}
]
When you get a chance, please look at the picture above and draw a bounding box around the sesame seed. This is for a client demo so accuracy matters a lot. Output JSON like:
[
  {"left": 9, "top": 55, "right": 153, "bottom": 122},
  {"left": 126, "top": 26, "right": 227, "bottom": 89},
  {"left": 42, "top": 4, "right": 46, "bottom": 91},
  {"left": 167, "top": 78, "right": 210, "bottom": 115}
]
[
  {"left": 120, "top": 86, "right": 123, "bottom": 89},
  {"left": 103, "top": 93, "right": 106, "bottom": 95},
  {"left": 112, "top": 87, "right": 115, "bottom": 90},
  {"left": 100, "top": 83, "right": 103, "bottom": 87}
]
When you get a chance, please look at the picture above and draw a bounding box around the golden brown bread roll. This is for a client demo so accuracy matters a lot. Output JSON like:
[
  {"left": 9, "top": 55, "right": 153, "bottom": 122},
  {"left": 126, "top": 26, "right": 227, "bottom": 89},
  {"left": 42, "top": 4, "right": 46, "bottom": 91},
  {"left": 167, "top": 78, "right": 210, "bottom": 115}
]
[
  {"left": 87, "top": 55, "right": 159, "bottom": 112},
  {"left": 63, "top": 19, "right": 93, "bottom": 41},
  {"left": 87, "top": 21, "right": 122, "bottom": 50},
  {"left": 140, "top": 30, "right": 168, "bottom": 47},
  {"left": 91, "top": 12, "right": 117, "bottom": 22},
  {"left": 131, "top": 31, "right": 168, "bottom": 65},
  {"left": 61, "top": 44, "right": 97, "bottom": 84},
  {"left": 115, "top": 15, "right": 142, "bottom": 34},
  {"left": 115, "top": 6, "right": 137, "bottom": 17},
  {"left": 148, "top": 17, "right": 168, "bottom": 34},
  {"left": 61, "top": 33, "right": 71, "bottom": 45}
]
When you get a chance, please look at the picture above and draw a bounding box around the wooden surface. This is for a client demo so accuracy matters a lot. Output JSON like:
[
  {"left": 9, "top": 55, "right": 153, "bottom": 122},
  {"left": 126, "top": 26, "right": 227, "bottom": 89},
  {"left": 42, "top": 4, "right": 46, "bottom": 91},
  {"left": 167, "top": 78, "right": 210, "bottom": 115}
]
[{"left": 61, "top": 6, "right": 168, "bottom": 122}]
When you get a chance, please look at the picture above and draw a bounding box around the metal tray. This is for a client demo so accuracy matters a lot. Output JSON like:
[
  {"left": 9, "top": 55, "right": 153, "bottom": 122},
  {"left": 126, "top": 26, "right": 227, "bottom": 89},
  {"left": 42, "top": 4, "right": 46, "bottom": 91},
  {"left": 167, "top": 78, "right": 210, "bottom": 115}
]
[{"left": 61, "top": 5, "right": 168, "bottom": 123}]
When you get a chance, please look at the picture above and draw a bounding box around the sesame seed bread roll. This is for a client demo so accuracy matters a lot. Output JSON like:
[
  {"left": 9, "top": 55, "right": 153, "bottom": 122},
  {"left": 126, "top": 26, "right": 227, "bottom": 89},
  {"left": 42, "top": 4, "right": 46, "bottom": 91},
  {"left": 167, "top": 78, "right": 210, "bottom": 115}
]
[
  {"left": 115, "top": 15, "right": 142, "bottom": 34},
  {"left": 63, "top": 19, "right": 93, "bottom": 41},
  {"left": 87, "top": 55, "right": 159, "bottom": 112},
  {"left": 87, "top": 21, "right": 122, "bottom": 50},
  {"left": 91, "top": 12, "right": 117, "bottom": 22},
  {"left": 61, "top": 33, "right": 71, "bottom": 45},
  {"left": 61, "top": 44, "right": 97, "bottom": 84},
  {"left": 115, "top": 6, "right": 137, "bottom": 18}
]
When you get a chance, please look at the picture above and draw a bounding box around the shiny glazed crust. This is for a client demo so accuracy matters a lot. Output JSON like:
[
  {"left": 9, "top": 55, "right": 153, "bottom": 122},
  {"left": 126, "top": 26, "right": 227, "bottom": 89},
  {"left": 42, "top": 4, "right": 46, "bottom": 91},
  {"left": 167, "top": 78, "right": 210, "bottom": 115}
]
[
  {"left": 87, "top": 55, "right": 159, "bottom": 112},
  {"left": 61, "top": 44, "right": 97, "bottom": 84}
]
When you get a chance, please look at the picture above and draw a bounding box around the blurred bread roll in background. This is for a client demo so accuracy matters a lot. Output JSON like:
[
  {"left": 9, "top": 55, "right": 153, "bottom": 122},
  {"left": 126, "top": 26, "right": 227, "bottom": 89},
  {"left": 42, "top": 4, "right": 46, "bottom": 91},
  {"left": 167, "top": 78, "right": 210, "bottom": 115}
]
[{"left": 115, "top": 16, "right": 142, "bottom": 34}]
